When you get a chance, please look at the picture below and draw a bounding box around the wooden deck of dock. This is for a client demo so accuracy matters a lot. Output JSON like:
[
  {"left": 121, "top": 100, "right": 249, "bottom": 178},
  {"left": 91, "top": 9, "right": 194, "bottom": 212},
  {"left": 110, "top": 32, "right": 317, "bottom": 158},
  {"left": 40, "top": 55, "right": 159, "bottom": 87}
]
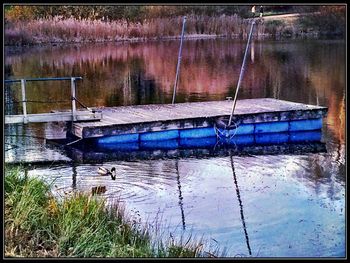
[{"left": 69, "top": 98, "right": 328, "bottom": 139}]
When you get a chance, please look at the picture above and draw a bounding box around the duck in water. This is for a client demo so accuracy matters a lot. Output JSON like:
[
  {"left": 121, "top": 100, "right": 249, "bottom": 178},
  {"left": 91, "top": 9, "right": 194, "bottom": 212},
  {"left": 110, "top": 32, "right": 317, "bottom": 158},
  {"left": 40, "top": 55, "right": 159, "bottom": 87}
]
[{"left": 98, "top": 167, "right": 116, "bottom": 180}]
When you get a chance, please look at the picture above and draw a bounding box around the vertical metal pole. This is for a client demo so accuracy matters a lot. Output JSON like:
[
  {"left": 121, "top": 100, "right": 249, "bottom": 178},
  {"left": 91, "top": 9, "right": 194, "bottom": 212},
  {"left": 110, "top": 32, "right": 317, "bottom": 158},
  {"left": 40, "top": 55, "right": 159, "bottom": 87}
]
[
  {"left": 172, "top": 16, "right": 187, "bottom": 104},
  {"left": 21, "top": 79, "right": 28, "bottom": 124},
  {"left": 228, "top": 20, "right": 255, "bottom": 127},
  {"left": 71, "top": 77, "right": 77, "bottom": 121}
]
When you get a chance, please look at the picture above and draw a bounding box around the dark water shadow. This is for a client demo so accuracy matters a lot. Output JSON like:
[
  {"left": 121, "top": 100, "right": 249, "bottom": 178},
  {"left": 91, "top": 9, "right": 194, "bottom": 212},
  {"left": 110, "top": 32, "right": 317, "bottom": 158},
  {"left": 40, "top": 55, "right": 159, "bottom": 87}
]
[{"left": 47, "top": 130, "right": 326, "bottom": 164}]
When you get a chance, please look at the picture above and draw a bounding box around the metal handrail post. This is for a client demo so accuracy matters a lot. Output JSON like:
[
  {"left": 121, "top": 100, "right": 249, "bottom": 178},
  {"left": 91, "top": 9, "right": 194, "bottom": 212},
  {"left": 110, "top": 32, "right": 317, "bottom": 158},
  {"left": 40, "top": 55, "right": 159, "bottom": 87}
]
[
  {"left": 228, "top": 20, "right": 256, "bottom": 127},
  {"left": 71, "top": 77, "right": 77, "bottom": 121},
  {"left": 172, "top": 16, "right": 187, "bottom": 104},
  {"left": 21, "top": 79, "right": 28, "bottom": 124}
]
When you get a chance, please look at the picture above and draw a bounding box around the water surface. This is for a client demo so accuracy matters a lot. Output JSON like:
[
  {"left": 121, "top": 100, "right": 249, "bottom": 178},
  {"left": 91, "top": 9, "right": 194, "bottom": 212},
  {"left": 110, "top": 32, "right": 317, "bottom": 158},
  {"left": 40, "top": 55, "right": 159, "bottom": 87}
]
[{"left": 4, "top": 38, "right": 345, "bottom": 257}]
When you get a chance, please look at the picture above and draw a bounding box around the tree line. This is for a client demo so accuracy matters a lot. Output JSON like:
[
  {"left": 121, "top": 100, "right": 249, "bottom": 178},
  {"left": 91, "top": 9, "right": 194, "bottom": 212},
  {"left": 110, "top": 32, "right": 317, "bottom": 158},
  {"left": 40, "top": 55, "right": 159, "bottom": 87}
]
[{"left": 4, "top": 5, "right": 320, "bottom": 22}]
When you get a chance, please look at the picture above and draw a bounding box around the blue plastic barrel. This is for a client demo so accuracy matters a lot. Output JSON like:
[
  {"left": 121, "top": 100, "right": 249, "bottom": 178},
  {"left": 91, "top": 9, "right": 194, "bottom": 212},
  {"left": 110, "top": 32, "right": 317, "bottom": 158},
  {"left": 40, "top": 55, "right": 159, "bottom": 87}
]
[
  {"left": 289, "top": 118, "right": 323, "bottom": 131},
  {"left": 97, "top": 133, "right": 139, "bottom": 144},
  {"left": 180, "top": 127, "right": 216, "bottom": 139},
  {"left": 289, "top": 130, "right": 322, "bottom": 142},
  {"left": 255, "top": 121, "right": 289, "bottom": 133},
  {"left": 140, "top": 129, "right": 179, "bottom": 141}
]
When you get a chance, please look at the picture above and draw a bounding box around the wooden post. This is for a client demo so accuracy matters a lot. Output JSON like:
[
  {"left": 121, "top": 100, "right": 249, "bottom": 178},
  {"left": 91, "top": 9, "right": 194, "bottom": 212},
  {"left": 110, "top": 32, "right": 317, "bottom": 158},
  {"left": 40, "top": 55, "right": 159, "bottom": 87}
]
[
  {"left": 21, "top": 79, "right": 28, "bottom": 124},
  {"left": 71, "top": 77, "right": 77, "bottom": 121}
]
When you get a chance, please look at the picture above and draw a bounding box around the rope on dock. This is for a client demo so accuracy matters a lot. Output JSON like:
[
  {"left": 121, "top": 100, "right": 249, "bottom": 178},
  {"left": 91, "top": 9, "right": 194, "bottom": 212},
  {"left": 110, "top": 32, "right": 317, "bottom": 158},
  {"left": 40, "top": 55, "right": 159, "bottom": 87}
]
[
  {"left": 74, "top": 96, "right": 100, "bottom": 113},
  {"left": 214, "top": 121, "right": 239, "bottom": 140},
  {"left": 65, "top": 137, "right": 83, "bottom": 146}
]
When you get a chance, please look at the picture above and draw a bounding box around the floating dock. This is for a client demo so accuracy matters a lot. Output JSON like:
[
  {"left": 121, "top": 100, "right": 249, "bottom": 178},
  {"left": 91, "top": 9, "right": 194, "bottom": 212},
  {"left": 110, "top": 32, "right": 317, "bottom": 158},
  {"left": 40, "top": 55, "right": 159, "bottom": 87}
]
[{"left": 68, "top": 98, "right": 327, "bottom": 144}]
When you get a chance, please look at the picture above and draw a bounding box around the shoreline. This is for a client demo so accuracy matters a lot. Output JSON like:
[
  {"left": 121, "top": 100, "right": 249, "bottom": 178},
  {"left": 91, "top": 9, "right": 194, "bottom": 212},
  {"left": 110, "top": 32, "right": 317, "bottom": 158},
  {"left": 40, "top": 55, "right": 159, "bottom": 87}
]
[
  {"left": 4, "top": 32, "right": 342, "bottom": 48},
  {"left": 5, "top": 34, "right": 228, "bottom": 46},
  {"left": 5, "top": 165, "right": 214, "bottom": 257}
]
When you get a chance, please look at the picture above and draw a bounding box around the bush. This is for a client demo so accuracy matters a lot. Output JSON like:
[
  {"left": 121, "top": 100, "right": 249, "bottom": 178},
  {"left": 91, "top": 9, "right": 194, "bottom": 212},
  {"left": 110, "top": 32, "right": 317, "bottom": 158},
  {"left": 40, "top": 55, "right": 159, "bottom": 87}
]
[
  {"left": 297, "top": 5, "right": 345, "bottom": 36},
  {"left": 263, "top": 20, "right": 286, "bottom": 36}
]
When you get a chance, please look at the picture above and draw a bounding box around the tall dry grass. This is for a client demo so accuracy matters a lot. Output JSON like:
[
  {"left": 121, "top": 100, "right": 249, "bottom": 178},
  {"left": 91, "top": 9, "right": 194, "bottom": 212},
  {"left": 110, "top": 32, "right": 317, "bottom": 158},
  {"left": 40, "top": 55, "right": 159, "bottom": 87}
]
[{"left": 4, "top": 15, "right": 267, "bottom": 45}]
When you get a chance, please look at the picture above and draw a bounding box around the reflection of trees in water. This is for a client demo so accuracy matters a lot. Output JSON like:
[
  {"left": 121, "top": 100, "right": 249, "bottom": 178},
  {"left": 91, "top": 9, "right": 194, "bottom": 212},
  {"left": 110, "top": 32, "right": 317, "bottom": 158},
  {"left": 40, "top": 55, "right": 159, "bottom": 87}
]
[
  {"left": 245, "top": 41, "right": 345, "bottom": 201},
  {"left": 5, "top": 40, "right": 259, "bottom": 106},
  {"left": 5, "top": 84, "right": 19, "bottom": 116},
  {"left": 300, "top": 42, "right": 345, "bottom": 197},
  {"left": 4, "top": 64, "right": 18, "bottom": 115},
  {"left": 251, "top": 42, "right": 319, "bottom": 103},
  {"left": 5, "top": 64, "right": 14, "bottom": 78},
  {"left": 123, "top": 58, "right": 159, "bottom": 106},
  {"left": 104, "top": 58, "right": 159, "bottom": 106},
  {"left": 304, "top": 153, "right": 345, "bottom": 201}
]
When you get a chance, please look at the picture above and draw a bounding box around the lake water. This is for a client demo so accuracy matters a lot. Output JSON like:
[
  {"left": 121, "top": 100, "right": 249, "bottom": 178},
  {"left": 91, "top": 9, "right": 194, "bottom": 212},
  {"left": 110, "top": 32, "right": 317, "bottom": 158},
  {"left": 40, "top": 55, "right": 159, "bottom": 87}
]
[{"left": 4, "top": 38, "right": 345, "bottom": 257}]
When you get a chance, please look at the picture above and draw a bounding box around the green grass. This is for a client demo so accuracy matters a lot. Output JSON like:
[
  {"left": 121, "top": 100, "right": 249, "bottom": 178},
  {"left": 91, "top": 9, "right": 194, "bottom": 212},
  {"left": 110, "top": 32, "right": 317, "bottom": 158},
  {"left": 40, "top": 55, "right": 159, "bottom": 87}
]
[
  {"left": 5, "top": 166, "right": 58, "bottom": 257},
  {"left": 4, "top": 165, "right": 212, "bottom": 258}
]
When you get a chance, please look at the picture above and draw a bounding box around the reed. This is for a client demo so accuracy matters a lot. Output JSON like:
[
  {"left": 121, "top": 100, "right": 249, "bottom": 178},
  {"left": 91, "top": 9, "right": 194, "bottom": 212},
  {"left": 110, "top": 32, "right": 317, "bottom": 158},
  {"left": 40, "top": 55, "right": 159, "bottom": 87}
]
[
  {"left": 5, "top": 166, "right": 59, "bottom": 257},
  {"left": 4, "top": 165, "right": 217, "bottom": 258},
  {"left": 5, "top": 7, "right": 345, "bottom": 46},
  {"left": 5, "top": 15, "right": 263, "bottom": 45}
]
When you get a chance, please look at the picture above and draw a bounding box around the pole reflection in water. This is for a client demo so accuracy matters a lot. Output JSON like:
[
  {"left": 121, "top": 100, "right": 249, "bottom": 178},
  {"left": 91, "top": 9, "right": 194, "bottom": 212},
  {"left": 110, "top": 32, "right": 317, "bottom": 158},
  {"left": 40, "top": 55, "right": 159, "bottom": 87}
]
[
  {"left": 24, "top": 168, "right": 28, "bottom": 180},
  {"left": 230, "top": 151, "right": 252, "bottom": 256},
  {"left": 175, "top": 159, "right": 186, "bottom": 230},
  {"left": 250, "top": 41, "right": 255, "bottom": 63},
  {"left": 72, "top": 163, "right": 77, "bottom": 189}
]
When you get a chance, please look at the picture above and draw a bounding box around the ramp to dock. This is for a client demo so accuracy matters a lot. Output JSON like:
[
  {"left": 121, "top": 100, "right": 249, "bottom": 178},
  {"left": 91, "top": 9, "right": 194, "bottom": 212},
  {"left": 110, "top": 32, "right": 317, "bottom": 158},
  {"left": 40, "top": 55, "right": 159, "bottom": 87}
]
[
  {"left": 5, "top": 110, "right": 102, "bottom": 124},
  {"left": 70, "top": 98, "right": 327, "bottom": 139}
]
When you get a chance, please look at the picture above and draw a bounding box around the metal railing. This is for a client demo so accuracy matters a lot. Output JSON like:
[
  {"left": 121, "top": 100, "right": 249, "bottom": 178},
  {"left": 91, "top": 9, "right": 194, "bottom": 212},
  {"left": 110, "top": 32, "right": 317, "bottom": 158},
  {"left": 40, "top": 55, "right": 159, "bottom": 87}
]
[{"left": 5, "top": 77, "right": 83, "bottom": 123}]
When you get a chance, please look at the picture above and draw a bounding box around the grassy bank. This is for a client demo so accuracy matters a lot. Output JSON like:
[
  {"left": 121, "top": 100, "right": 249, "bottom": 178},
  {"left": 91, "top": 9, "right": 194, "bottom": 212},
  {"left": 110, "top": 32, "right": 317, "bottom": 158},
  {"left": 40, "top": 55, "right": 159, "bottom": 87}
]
[{"left": 4, "top": 166, "right": 214, "bottom": 258}]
